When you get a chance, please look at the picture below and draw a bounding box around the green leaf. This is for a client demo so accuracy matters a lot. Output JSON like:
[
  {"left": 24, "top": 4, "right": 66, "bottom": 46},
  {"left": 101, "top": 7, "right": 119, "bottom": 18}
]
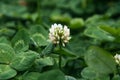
[
  {"left": 0, "top": 36, "right": 10, "bottom": 44},
  {"left": 68, "top": 35, "right": 91, "bottom": 57},
  {"left": 0, "top": 28, "right": 15, "bottom": 37},
  {"left": 0, "top": 64, "right": 17, "bottom": 80},
  {"left": 84, "top": 26, "right": 115, "bottom": 41},
  {"left": 112, "top": 75, "right": 120, "bottom": 80},
  {"left": 0, "top": 43, "right": 15, "bottom": 64},
  {"left": 10, "top": 51, "right": 37, "bottom": 71},
  {"left": 65, "top": 75, "right": 77, "bottom": 80},
  {"left": 85, "top": 15, "right": 104, "bottom": 25},
  {"left": 50, "top": 13, "right": 71, "bottom": 24},
  {"left": 38, "top": 69, "right": 66, "bottom": 80},
  {"left": 77, "top": 79, "right": 87, "bottom": 80},
  {"left": 70, "top": 18, "right": 84, "bottom": 29},
  {"left": 99, "top": 25, "right": 117, "bottom": 36},
  {"left": 34, "top": 57, "right": 54, "bottom": 71},
  {"left": 81, "top": 67, "right": 110, "bottom": 80},
  {"left": 41, "top": 43, "right": 54, "bottom": 56},
  {"left": 81, "top": 67, "right": 97, "bottom": 79},
  {"left": 54, "top": 48, "right": 77, "bottom": 67},
  {"left": 36, "top": 57, "right": 54, "bottom": 66},
  {"left": 29, "top": 25, "right": 48, "bottom": 37},
  {"left": 0, "top": 2, "right": 27, "bottom": 17},
  {"left": 31, "top": 33, "right": 49, "bottom": 47},
  {"left": 55, "top": 48, "right": 77, "bottom": 57},
  {"left": 85, "top": 46, "right": 116, "bottom": 74},
  {"left": 14, "top": 40, "right": 29, "bottom": 53},
  {"left": 11, "top": 29, "right": 30, "bottom": 46},
  {"left": 23, "top": 72, "right": 40, "bottom": 80}
]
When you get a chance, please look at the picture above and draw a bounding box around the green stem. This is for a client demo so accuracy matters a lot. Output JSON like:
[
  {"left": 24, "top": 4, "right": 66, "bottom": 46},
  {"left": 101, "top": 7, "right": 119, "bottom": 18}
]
[
  {"left": 59, "top": 54, "right": 62, "bottom": 70},
  {"left": 59, "top": 40, "right": 62, "bottom": 70},
  {"left": 117, "top": 65, "right": 120, "bottom": 75}
]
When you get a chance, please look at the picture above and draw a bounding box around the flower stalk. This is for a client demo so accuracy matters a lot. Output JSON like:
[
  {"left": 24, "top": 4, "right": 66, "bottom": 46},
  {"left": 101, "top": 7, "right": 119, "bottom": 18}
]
[{"left": 49, "top": 23, "right": 71, "bottom": 69}]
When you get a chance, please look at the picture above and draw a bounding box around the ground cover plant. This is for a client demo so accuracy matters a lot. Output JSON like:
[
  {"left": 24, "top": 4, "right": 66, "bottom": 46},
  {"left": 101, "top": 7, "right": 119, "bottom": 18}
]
[{"left": 0, "top": 0, "right": 120, "bottom": 80}]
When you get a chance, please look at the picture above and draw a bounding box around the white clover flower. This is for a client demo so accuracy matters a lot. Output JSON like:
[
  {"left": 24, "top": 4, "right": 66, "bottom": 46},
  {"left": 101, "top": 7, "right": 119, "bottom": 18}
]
[
  {"left": 49, "top": 23, "right": 71, "bottom": 46},
  {"left": 114, "top": 54, "right": 120, "bottom": 65}
]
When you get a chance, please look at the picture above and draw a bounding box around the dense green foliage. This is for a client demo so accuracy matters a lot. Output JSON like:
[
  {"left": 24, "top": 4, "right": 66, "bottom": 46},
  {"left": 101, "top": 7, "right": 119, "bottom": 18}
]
[{"left": 0, "top": 0, "right": 120, "bottom": 80}]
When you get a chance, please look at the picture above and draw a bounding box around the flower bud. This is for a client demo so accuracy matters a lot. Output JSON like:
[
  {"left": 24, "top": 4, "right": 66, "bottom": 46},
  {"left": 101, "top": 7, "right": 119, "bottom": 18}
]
[{"left": 114, "top": 54, "right": 120, "bottom": 65}]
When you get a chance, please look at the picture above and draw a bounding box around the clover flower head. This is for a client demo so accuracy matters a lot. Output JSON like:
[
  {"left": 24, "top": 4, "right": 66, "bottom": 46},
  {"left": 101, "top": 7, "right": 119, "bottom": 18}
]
[
  {"left": 114, "top": 54, "right": 120, "bottom": 65},
  {"left": 49, "top": 23, "right": 71, "bottom": 46}
]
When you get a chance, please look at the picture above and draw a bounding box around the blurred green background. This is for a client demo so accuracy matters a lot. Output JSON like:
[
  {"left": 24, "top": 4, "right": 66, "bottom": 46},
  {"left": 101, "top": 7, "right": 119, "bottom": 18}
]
[
  {"left": 0, "top": 0, "right": 120, "bottom": 37},
  {"left": 0, "top": 0, "right": 120, "bottom": 80}
]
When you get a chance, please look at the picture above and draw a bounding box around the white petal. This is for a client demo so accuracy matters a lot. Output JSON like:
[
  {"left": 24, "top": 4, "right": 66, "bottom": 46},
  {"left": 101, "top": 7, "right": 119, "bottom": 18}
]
[
  {"left": 54, "top": 23, "right": 57, "bottom": 28},
  {"left": 49, "top": 23, "right": 71, "bottom": 46},
  {"left": 64, "top": 25, "right": 70, "bottom": 36},
  {"left": 58, "top": 24, "right": 63, "bottom": 29}
]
